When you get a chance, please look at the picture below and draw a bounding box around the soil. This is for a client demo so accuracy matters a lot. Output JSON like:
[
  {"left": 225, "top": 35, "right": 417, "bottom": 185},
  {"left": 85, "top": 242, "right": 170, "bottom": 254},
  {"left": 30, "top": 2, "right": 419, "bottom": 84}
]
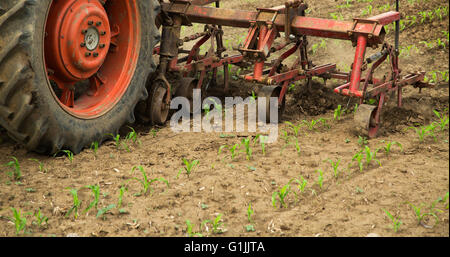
[{"left": 0, "top": 0, "right": 448, "bottom": 237}]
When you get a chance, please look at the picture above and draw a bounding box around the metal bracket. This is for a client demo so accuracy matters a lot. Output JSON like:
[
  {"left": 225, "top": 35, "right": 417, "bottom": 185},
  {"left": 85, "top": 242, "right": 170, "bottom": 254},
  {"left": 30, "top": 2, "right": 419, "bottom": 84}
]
[{"left": 347, "top": 18, "right": 379, "bottom": 46}]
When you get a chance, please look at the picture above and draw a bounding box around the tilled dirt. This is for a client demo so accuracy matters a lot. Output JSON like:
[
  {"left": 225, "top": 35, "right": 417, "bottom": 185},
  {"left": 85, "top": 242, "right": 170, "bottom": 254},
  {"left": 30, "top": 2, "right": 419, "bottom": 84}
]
[{"left": 0, "top": 0, "right": 448, "bottom": 237}]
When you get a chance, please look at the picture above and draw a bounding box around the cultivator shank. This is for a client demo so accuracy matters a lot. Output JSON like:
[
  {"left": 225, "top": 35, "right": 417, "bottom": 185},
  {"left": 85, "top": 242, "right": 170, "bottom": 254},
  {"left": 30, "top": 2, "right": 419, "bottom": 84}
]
[{"left": 145, "top": 0, "right": 431, "bottom": 137}]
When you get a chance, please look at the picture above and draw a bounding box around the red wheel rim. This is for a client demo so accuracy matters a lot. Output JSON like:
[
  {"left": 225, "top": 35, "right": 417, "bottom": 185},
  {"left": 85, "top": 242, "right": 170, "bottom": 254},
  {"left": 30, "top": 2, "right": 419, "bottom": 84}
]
[{"left": 44, "top": 0, "right": 141, "bottom": 119}]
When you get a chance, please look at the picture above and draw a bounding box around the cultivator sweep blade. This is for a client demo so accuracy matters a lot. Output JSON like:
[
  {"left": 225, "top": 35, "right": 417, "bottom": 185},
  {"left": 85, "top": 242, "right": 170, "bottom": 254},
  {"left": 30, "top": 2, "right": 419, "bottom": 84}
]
[{"left": 145, "top": 0, "right": 432, "bottom": 137}]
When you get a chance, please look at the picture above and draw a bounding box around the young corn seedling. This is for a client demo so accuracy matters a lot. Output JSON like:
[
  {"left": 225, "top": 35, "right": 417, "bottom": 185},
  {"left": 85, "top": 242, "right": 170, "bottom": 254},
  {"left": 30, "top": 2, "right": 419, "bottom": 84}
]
[
  {"left": 66, "top": 187, "right": 81, "bottom": 219},
  {"left": 272, "top": 180, "right": 292, "bottom": 208},
  {"left": 150, "top": 128, "right": 159, "bottom": 138},
  {"left": 407, "top": 124, "right": 437, "bottom": 142},
  {"left": 247, "top": 203, "right": 254, "bottom": 224},
  {"left": 326, "top": 159, "right": 341, "bottom": 178},
  {"left": 383, "top": 141, "right": 403, "bottom": 157},
  {"left": 361, "top": 5, "right": 373, "bottom": 16},
  {"left": 29, "top": 158, "right": 47, "bottom": 173},
  {"left": 107, "top": 133, "right": 129, "bottom": 151},
  {"left": 185, "top": 220, "right": 203, "bottom": 237},
  {"left": 352, "top": 150, "right": 364, "bottom": 172},
  {"left": 302, "top": 119, "right": 319, "bottom": 131},
  {"left": 90, "top": 141, "right": 99, "bottom": 157},
  {"left": 419, "top": 40, "right": 434, "bottom": 49},
  {"left": 334, "top": 105, "right": 342, "bottom": 121},
  {"left": 433, "top": 109, "right": 449, "bottom": 131},
  {"left": 117, "top": 185, "right": 127, "bottom": 209},
  {"left": 259, "top": 135, "right": 268, "bottom": 156},
  {"left": 131, "top": 166, "right": 169, "bottom": 195},
  {"left": 208, "top": 214, "right": 226, "bottom": 234},
  {"left": 293, "top": 138, "right": 301, "bottom": 156},
  {"left": 33, "top": 209, "right": 48, "bottom": 228},
  {"left": 318, "top": 118, "right": 331, "bottom": 129},
  {"left": 96, "top": 204, "right": 116, "bottom": 220},
  {"left": 177, "top": 159, "right": 199, "bottom": 179},
  {"left": 383, "top": 209, "right": 402, "bottom": 233},
  {"left": 5, "top": 157, "right": 22, "bottom": 180},
  {"left": 83, "top": 185, "right": 100, "bottom": 214},
  {"left": 227, "top": 143, "right": 240, "bottom": 160},
  {"left": 292, "top": 176, "right": 308, "bottom": 201},
  {"left": 316, "top": 169, "right": 324, "bottom": 190},
  {"left": 364, "top": 146, "right": 382, "bottom": 168},
  {"left": 10, "top": 208, "right": 31, "bottom": 235},
  {"left": 407, "top": 202, "right": 439, "bottom": 227},
  {"left": 61, "top": 150, "right": 74, "bottom": 164},
  {"left": 357, "top": 136, "right": 368, "bottom": 146},
  {"left": 241, "top": 137, "right": 252, "bottom": 160},
  {"left": 285, "top": 121, "right": 302, "bottom": 137},
  {"left": 253, "top": 134, "right": 268, "bottom": 156},
  {"left": 125, "top": 126, "right": 141, "bottom": 145}
]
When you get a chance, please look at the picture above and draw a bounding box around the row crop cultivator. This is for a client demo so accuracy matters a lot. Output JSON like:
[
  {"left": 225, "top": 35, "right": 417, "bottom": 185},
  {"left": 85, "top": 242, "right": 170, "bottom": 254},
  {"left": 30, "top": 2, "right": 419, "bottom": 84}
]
[
  {"left": 0, "top": 0, "right": 432, "bottom": 154},
  {"left": 145, "top": 0, "right": 430, "bottom": 138}
]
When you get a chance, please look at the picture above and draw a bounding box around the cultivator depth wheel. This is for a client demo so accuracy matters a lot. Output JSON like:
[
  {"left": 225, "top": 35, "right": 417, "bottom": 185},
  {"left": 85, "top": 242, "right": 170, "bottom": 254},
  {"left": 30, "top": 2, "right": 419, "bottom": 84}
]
[
  {"left": 354, "top": 104, "right": 380, "bottom": 138},
  {"left": 150, "top": 81, "right": 170, "bottom": 125}
]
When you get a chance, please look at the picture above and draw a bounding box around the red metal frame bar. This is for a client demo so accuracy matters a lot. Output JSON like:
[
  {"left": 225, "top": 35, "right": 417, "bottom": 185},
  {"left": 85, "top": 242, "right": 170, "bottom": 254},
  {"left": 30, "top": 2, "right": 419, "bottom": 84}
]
[{"left": 162, "top": 3, "right": 396, "bottom": 46}]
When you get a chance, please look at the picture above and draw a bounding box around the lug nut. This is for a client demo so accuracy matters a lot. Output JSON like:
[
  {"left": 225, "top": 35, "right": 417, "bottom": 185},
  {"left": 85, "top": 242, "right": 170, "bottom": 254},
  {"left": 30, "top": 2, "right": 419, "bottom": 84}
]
[
  {"left": 88, "top": 21, "right": 94, "bottom": 25},
  {"left": 80, "top": 42, "right": 86, "bottom": 47},
  {"left": 100, "top": 31, "right": 106, "bottom": 36},
  {"left": 99, "top": 44, "right": 106, "bottom": 48},
  {"left": 82, "top": 29, "right": 87, "bottom": 34},
  {"left": 93, "top": 52, "right": 99, "bottom": 57},
  {"left": 85, "top": 52, "right": 91, "bottom": 57},
  {"left": 96, "top": 21, "right": 102, "bottom": 26}
]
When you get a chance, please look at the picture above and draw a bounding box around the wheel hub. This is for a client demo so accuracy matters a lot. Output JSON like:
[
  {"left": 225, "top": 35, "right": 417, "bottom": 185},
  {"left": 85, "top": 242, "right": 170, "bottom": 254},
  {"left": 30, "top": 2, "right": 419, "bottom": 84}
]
[{"left": 45, "top": 0, "right": 111, "bottom": 82}]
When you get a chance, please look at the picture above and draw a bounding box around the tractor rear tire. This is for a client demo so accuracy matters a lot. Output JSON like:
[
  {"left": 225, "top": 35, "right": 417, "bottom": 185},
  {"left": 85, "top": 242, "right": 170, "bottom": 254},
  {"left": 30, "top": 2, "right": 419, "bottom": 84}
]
[{"left": 0, "top": 0, "right": 160, "bottom": 154}]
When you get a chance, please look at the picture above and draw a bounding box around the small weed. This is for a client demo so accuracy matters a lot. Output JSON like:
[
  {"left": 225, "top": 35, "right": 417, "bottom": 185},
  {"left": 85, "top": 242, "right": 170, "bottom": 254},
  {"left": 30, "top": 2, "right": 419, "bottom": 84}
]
[{"left": 356, "top": 187, "right": 364, "bottom": 194}]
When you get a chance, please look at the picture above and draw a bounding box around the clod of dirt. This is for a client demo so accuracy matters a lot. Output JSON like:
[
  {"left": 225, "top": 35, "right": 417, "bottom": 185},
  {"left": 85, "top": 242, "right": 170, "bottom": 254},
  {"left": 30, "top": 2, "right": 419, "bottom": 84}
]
[
  {"left": 366, "top": 233, "right": 380, "bottom": 237},
  {"left": 66, "top": 233, "right": 79, "bottom": 237}
]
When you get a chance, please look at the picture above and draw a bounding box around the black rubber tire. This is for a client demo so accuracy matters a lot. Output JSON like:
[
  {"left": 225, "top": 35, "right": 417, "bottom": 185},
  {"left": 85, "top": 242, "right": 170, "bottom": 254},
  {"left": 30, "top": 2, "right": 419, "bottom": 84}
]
[{"left": 0, "top": 0, "right": 160, "bottom": 154}]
